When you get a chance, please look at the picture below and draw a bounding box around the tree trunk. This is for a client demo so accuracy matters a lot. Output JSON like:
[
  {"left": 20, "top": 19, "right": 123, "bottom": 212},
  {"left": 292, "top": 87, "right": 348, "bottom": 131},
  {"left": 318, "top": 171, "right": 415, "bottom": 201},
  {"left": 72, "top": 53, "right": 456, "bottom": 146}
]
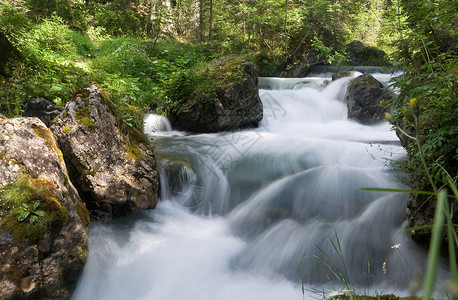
[
  {"left": 199, "top": 0, "right": 204, "bottom": 42},
  {"left": 209, "top": 0, "right": 213, "bottom": 40},
  {"left": 284, "top": 0, "right": 288, "bottom": 59}
]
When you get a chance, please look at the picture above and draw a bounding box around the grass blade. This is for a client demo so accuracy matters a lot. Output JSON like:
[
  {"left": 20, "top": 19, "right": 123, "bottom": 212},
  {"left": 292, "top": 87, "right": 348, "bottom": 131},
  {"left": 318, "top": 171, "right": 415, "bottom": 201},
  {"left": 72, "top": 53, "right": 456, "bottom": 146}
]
[
  {"left": 359, "top": 188, "right": 455, "bottom": 198},
  {"left": 444, "top": 197, "right": 457, "bottom": 281},
  {"left": 423, "top": 190, "right": 447, "bottom": 299}
]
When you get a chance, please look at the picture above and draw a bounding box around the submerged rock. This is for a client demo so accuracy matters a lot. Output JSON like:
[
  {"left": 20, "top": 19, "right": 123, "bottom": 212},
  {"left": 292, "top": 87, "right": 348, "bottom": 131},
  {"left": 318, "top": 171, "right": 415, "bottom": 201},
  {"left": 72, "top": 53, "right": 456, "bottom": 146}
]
[
  {"left": 0, "top": 117, "right": 89, "bottom": 299},
  {"left": 165, "top": 57, "right": 263, "bottom": 133},
  {"left": 346, "top": 73, "right": 394, "bottom": 124},
  {"left": 51, "top": 85, "right": 160, "bottom": 221},
  {"left": 23, "top": 98, "right": 63, "bottom": 127}
]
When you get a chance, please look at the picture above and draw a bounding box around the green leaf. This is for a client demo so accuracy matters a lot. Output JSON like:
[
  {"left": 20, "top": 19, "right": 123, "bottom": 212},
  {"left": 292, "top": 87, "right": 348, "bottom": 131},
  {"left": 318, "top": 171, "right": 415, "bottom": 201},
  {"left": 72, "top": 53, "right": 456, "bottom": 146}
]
[
  {"left": 359, "top": 188, "right": 458, "bottom": 199},
  {"left": 30, "top": 215, "right": 38, "bottom": 223},
  {"left": 423, "top": 190, "right": 447, "bottom": 299},
  {"left": 33, "top": 200, "right": 40, "bottom": 210},
  {"left": 18, "top": 211, "right": 30, "bottom": 222},
  {"left": 35, "top": 210, "right": 46, "bottom": 217}
]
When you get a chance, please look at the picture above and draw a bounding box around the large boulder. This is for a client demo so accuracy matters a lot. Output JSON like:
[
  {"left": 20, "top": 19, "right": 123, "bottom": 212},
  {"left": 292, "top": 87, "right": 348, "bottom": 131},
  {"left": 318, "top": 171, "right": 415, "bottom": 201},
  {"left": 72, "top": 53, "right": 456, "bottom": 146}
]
[
  {"left": 165, "top": 57, "right": 263, "bottom": 133},
  {"left": 346, "top": 73, "right": 394, "bottom": 124},
  {"left": 23, "top": 98, "right": 63, "bottom": 127},
  {"left": 0, "top": 117, "right": 89, "bottom": 299},
  {"left": 346, "top": 40, "right": 389, "bottom": 66},
  {"left": 51, "top": 85, "right": 160, "bottom": 221}
]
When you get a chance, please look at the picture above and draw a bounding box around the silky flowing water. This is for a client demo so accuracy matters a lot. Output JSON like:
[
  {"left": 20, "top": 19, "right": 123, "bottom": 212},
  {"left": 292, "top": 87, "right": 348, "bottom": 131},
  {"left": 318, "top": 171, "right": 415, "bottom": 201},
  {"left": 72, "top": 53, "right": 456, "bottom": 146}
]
[{"left": 71, "top": 73, "right": 448, "bottom": 299}]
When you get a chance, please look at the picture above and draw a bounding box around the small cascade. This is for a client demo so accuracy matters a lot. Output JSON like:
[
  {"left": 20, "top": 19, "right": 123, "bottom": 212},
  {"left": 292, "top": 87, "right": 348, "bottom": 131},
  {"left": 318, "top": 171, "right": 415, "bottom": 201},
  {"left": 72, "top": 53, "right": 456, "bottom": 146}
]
[
  {"left": 258, "top": 77, "right": 330, "bottom": 90},
  {"left": 144, "top": 113, "right": 172, "bottom": 133},
  {"left": 72, "top": 70, "right": 448, "bottom": 300}
]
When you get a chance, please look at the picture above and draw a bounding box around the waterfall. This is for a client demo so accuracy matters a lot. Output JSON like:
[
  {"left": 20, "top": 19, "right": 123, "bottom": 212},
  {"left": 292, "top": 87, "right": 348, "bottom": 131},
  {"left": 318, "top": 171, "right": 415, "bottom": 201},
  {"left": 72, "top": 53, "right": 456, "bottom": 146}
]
[
  {"left": 71, "top": 73, "right": 448, "bottom": 300},
  {"left": 144, "top": 113, "right": 172, "bottom": 133}
]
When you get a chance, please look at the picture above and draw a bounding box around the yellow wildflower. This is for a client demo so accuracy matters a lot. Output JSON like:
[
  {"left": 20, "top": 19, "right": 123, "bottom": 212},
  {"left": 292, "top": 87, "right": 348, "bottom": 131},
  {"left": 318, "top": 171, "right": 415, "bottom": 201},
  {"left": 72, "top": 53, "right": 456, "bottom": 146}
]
[
  {"left": 385, "top": 112, "right": 394, "bottom": 123},
  {"left": 410, "top": 98, "right": 420, "bottom": 116}
]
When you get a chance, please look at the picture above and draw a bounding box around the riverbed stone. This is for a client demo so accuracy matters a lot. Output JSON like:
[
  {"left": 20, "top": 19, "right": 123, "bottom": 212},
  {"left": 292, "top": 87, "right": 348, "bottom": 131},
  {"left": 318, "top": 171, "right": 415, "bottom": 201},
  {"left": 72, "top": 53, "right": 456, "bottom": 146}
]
[
  {"left": 346, "top": 73, "right": 394, "bottom": 124},
  {"left": 165, "top": 57, "right": 263, "bottom": 133},
  {"left": 0, "top": 117, "right": 89, "bottom": 299},
  {"left": 51, "top": 84, "right": 160, "bottom": 221}
]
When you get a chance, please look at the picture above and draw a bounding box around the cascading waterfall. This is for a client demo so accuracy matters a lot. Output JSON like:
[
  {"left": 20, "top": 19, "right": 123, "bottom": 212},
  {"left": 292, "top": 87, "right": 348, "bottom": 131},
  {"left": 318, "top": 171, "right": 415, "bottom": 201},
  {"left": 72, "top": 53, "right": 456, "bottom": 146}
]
[{"left": 71, "top": 73, "right": 448, "bottom": 300}]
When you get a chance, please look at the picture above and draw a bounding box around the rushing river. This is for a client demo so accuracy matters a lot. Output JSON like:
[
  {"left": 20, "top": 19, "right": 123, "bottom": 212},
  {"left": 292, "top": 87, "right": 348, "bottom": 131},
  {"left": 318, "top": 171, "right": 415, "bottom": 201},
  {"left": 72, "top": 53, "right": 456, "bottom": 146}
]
[{"left": 71, "top": 73, "right": 448, "bottom": 299}]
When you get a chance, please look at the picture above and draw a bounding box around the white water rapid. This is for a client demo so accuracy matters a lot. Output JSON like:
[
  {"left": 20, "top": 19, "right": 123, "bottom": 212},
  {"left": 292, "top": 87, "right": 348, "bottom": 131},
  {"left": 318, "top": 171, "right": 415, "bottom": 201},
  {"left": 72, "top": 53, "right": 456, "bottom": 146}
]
[{"left": 71, "top": 74, "right": 448, "bottom": 300}]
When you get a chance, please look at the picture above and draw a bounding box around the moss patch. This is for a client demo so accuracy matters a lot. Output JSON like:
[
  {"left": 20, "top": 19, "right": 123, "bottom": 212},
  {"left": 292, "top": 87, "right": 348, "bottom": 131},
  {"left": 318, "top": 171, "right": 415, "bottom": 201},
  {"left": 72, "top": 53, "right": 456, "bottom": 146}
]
[
  {"left": 31, "top": 123, "right": 64, "bottom": 162},
  {"left": 75, "top": 107, "right": 96, "bottom": 131},
  {"left": 75, "top": 199, "right": 90, "bottom": 226},
  {"left": 82, "top": 168, "right": 97, "bottom": 177},
  {"left": 51, "top": 114, "right": 60, "bottom": 125},
  {"left": 124, "top": 140, "right": 143, "bottom": 162},
  {"left": 63, "top": 125, "right": 73, "bottom": 133},
  {"left": 0, "top": 174, "right": 69, "bottom": 243},
  {"left": 5, "top": 265, "right": 21, "bottom": 284}
]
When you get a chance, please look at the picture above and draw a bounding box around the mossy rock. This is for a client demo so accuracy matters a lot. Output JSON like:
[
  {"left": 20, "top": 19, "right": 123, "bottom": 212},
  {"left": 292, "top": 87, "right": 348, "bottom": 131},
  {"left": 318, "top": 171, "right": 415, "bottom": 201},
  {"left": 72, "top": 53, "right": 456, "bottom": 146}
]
[
  {"left": 31, "top": 123, "right": 64, "bottom": 162},
  {"left": 75, "top": 107, "right": 96, "bottom": 131},
  {"left": 164, "top": 55, "right": 263, "bottom": 133},
  {"left": 0, "top": 174, "right": 69, "bottom": 243}
]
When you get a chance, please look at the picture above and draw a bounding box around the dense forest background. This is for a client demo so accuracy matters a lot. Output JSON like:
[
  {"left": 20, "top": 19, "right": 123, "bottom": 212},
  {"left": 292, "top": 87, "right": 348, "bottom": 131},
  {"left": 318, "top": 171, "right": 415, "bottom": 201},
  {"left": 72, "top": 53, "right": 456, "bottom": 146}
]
[{"left": 0, "top": 0, "right": 457, "bottom": 199}]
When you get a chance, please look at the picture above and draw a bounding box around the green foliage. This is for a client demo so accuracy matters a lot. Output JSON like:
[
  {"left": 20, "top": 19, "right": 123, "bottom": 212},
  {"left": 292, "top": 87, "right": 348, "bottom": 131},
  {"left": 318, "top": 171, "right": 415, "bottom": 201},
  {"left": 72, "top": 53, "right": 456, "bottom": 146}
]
[
  {"left": 311, "top": 232, "right": 356, "bottom": 296},
  {"left": 163, "top": 55, "right": 250, "bottom": 115},
  {"left": 390, "top": 0, "right": 458, "bottom": 190},
  {"left": 0, "top": 0, "right": 403, "bottom": 120},
  {"left": 0, "top": 174, "right": 69, "bottom": 243},
  {"left": 0, "top": 4, "right": 93, "bottom": 116},
  {"left": 311, "top": 35, "right": 348, "bottom": 65},
  {"left": 14, "top": 200, "right": 46, "bottom": 223}
]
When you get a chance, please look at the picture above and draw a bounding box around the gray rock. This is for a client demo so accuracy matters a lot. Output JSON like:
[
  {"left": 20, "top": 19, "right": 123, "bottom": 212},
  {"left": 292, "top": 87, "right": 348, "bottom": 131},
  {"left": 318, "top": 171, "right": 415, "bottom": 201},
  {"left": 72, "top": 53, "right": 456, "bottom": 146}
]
[
  {"left": 346, "top": 73, "right": 394, "bottom": 124},
  {"left": 51, "top": 85, "right": 160, "bottom": 221},
  {"left": 23, "top": 98, "right": 63, "bottom": 127},
  {"left": 332, "top": 71, "right": 356, "bottom": 81},
  {"left": 167, "top": 59, "right": 263, "bottom": 133},
  {"left": 0, "top": 117, "right": 89, "bottom": 299}
]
